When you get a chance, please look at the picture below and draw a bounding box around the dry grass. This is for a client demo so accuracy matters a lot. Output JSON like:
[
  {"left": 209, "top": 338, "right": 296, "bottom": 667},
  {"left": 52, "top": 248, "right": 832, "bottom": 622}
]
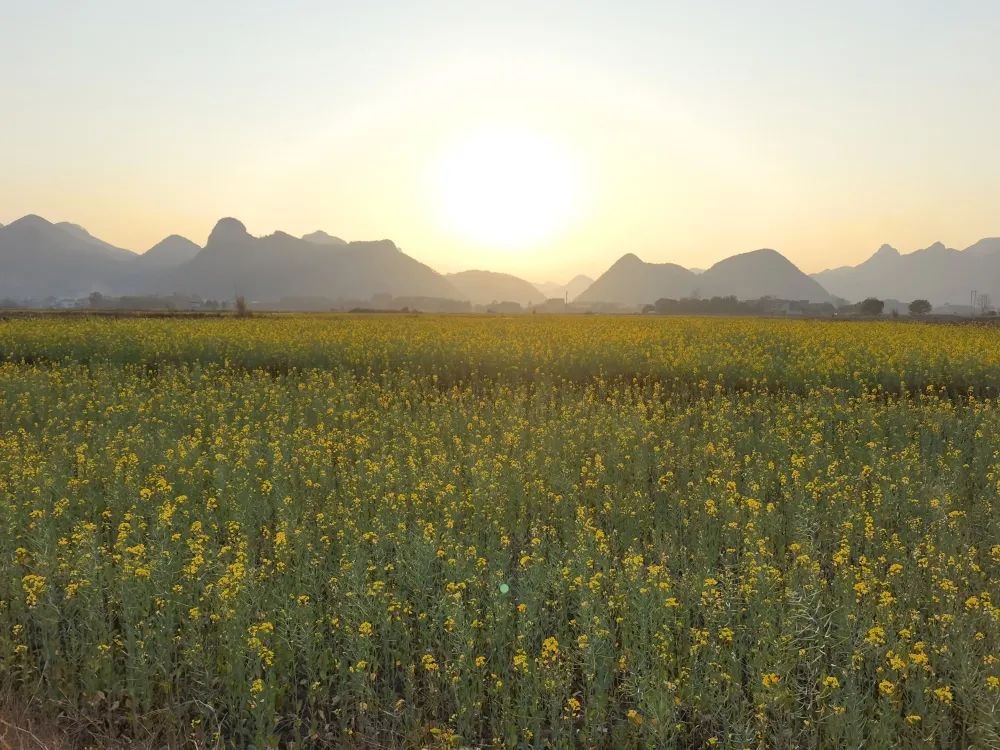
[{"left": 0, "top": 696, "right": 164, "bottom": 750}]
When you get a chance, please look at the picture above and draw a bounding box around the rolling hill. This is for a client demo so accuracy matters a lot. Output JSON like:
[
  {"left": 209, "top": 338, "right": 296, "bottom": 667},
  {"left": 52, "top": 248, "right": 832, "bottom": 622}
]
[
  {"left": 574, "top": 254, "right": 698, "bottom": 306},
  {"left": 697, "top": 249, "right": 832, "bottom": 303},
  {"left": 446, "top": 270, "right": 545, "bottom": 306}
]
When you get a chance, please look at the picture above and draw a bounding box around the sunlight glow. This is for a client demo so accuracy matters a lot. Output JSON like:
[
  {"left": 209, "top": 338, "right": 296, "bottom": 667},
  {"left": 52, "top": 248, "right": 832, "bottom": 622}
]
[{"left": 431, "top": 127, "right": 581, "bottom": 252}]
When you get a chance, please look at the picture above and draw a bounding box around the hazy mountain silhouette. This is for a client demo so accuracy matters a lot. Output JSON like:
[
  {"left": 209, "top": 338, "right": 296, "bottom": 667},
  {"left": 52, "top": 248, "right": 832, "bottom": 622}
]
[
  {"left": 302, "top": 230, "right": 347, "bottom": 246},
  {"left": 149, "top": 218, "right": 461, "bottom": 301},
  {"left": 5, "top": 212, "right": 1000, "bottom": 309},
  {"left": 577, "top": 248, "right": 831, "bottom": 306},
  {"left": 813, "top": 239, "right": 1000, "bottom": 304},
  {"left": 0, "top": 215, "right": 135, "bottom": 298},
  {"left": 446, "top": 270, "right": 545, "bottom": 306},
  {"left": 697, "top": 249, "right": 832, "bottom": 303},
  {"left": 137, "top": 235, "right": 201, "bottom": 268},
  {"left": 54, "top": 222, "right": 137, "bottom": 260},
  {"left": 536, "top": 274, "right": 594, "bottom": 302},
  {"left": 962, "top": 238, "right": 1000, "bottom": 257},
  {"left": 574, "top": 253, "right": 698, "bottom": 306}
]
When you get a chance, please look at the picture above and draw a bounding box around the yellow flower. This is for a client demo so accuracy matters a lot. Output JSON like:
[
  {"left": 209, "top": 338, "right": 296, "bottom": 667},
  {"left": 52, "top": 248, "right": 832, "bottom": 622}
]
[
  {"left": 626, "top": 709, "right": 642, "bottom": 726},
  {"left": 933, "top": 685, "right": 953, "bottom": 704},
  {"left": 878, "top": 680, "right": 895, "bottom": 696},
  {"left": 21, "top": 574, "right": 46, "bottom": 608},
  {"left": 865, "top": 625, "right": 886, "bottom": 646},
  {"left": 822, "top": 675, "right": 840, "bottom": 689},
  {"left": 762, "top": 673, "right": 780, "bottom": 688},
  {"left": 540, "top": 636, "right": 560, "bottom": 661},
  {"left": 250, "top": 678, "right": 264, "bottom": 696},
  {"left": 512, "top": 650, "right": 529, "bottom": 672},
  {"left": 421, "top": 653, "right": 439, "bottom": 673}
]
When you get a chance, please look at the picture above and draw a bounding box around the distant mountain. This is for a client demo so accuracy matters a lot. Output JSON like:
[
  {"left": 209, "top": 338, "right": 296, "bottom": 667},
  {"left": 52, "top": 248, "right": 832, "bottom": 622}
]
[
  {"left": 302, "top": 230, "right": 347, "bottom": 246},
  {"left": 6, "top": 211, "right": 1000, "bottom": 311},
  {"left": 812, "top": 239, "right": 1000, "bottom": 305},
  {"left": 962, "top": 238, "right": 1000, "bottom": 257},
  {"left": 698, "top": 248, "right": 832, "bottom": 303},
  {"left": 578, "top": 248, "right": 831, "bottom": 307},
  {"left": 150, "top": 218, "right": 461, "bottom": 302},
  {"left": 446, "top": 270, "right": 545, "bottom": 306},
  {"left": 575, "top": 254, "right": 698, "bottom": 306},
  {"left": 137, "top": 235, "right": 201, "bottom": 268},
  {"left": 535, "top": 274, "right": 594, "bottom": 302},
  {"left": 0, "top": 215, "right": 135, "bottom": 298},
  {"left": 54, "top": 222, "right": 137, "bottom": 260}
]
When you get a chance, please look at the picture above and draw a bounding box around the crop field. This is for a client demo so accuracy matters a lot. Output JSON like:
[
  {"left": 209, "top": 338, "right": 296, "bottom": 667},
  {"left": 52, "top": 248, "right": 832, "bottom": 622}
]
[{"left": 0, "top": 315, "right": 998, "bottom": 749}]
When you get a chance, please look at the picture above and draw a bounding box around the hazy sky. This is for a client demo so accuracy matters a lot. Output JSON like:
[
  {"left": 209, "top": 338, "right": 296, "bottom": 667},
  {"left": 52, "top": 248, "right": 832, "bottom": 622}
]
[{"left": 3, "top": 1, "right": 999, "bottom": 279}]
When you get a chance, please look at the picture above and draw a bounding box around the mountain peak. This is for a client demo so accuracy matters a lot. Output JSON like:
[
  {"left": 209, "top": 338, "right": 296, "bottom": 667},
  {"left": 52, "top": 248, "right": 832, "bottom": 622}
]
[
  {"left": 207, "top": 217, "right": 251, "bottom": 245},
  {"left": 926, "top": 241, "right": 946, "bottom": 252},
  {"left": 962, "top": 237, "right": 1000, "bottom": 256},
  {"left": 743, "top": 247, "right": 784, "bottom": 260},
  {"left": 869, "top": 244, "right": 900, "bottom": 262},
  {"left": 140, "top": 234, "right": 201, "bottom": 266},
  {"left": 699, "top": 247, "right": 830, "bottom": 303},
  {"left": 613, "top": 252, "right": 643, "bottom": 266},
  {"left": 8, "top": 214, "right": 53, "bottom": 231},
  {"left": 302, "top": 230, "right": 347, "bottom": 246},
  {"left": 708, "top": 248, "right": 792, "bottom": 270}
]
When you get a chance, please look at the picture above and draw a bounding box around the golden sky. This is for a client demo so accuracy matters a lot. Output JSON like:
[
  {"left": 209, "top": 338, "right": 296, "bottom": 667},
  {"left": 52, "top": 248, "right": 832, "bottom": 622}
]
[{"left": 3, "top": 2, "right": 999, "bottom": 280}]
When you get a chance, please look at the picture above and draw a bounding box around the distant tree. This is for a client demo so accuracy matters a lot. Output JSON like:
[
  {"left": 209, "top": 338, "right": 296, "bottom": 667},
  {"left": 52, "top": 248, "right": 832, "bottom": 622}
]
[
  {"left": 908, "top": 299, "right": 932, "bottom": 316},
  {"left": 860, "top": 297, "right": 884, "bottom": 316},
  {"left": 88, "top": 291, "right": 104, "bottom": 309},
  {"left": 235, "top": 295, "right": 250, "bottom": 317}
]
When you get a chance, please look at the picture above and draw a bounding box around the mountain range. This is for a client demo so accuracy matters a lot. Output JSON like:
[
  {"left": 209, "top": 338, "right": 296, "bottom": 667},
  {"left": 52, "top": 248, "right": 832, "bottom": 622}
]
[
  {"left": 2, "top": 213, "right": 999, "bottom": 310},
  {"left": 576, "top": 248, "right": 832, "bottom": 306},
  {"left": 811, "top": 239, "right": 1000, "bottom": 306}
]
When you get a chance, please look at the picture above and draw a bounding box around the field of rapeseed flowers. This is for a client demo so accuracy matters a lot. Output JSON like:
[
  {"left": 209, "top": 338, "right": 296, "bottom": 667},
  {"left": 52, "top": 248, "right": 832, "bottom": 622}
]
[{"left": 0, "top": 315, "right": 997, "bottom": 748}]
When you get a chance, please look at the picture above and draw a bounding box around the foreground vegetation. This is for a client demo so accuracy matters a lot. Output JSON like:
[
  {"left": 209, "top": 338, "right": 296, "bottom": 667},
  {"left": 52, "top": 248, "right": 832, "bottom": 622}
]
[{"left": 0, "top": 316, "right": 998, "bottom": 748}]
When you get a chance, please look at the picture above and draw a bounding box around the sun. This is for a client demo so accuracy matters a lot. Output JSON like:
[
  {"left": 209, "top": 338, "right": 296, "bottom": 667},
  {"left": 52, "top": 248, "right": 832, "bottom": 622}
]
[{"left": 431, "top": 127, "right": 581, "bottom": 251}]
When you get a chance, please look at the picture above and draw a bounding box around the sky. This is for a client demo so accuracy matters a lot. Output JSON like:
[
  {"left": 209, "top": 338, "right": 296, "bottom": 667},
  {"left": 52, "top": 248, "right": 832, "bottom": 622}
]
[{"left": 3, "top": 1, "right": 999, "bottom": 280}]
